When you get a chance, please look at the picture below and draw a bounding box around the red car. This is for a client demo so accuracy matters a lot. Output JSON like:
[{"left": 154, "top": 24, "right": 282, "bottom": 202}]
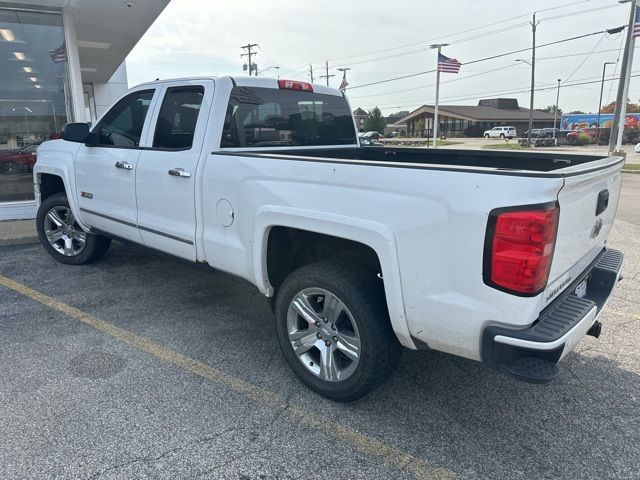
[{"left": 0, "top": 145, "right": 38, "bottom": 175}]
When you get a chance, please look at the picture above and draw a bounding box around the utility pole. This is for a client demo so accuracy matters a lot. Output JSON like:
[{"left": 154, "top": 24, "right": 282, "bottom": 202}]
[
  {"left": 430, "top": 43, "right": 449, "bottom": 147},
  {"left": 309, "top": 64, "right": 314, "bottom": 83},
  {"left": 609, "top": 0, "right": 637, "bottom": 153},
  {"left": 596, "top": 62, "right": 615, "bottom": 149},
  {"left": 240, "top": 43, "right": 258, "bottom": 76},
  {"left": 319, "top": 61, "right": 334, "bottom": 86},
  {"left": 527, "top": 13, "right": 540, "bottom": 148},
  {"left": 553, "top": 78, "right": 561, "bottom": 142}
]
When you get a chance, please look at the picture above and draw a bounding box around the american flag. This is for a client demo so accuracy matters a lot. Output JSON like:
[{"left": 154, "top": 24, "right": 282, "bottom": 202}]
[
  {"left": 339, "top": 71, "right": 349, "bottom": 91},
  {"left": 437, "top": 52, "right": 461, "bottom": 73},
  {"left": 49, "top": 41, "right": 67, "bottom": 63},
  {"left": 634, "top": 6, "right": 640, "bottom": 38}
]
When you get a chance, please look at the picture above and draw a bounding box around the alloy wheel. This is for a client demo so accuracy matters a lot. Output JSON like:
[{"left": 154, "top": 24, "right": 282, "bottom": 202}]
[
  {"left": 286, "top": 287, "right": 361, "bottom": 382},
  {"left": 43, "top": 206, "right": 87, "bottom": 257}
]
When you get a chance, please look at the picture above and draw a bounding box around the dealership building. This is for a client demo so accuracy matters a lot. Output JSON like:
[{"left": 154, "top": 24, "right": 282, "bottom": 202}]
[
  {"left": 397, "top": 98, "right": 557, "bottom": 138},
  {"left": 0, "top": 0, "right": 170, "bottom": 220}
]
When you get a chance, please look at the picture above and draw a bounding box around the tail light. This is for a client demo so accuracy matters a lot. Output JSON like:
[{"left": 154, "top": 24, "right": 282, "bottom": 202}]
[
  {"left": 484, "top": 204, "right": 559, "bottom": 296},
  {"left": 278, "top": 79, "right": 313, "bottom": 92}
]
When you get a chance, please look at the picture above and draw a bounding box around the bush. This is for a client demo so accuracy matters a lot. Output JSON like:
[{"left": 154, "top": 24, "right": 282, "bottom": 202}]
[{"left": 575, "top": 133, "right": 593, "bottom": 146}]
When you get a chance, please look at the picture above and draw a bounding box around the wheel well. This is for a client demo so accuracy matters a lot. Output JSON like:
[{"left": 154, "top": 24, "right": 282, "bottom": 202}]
[
  {"left": 266, "top": 227, "right": 382, "bottom": 292},
  {"left": 39, "top": 174, "right": 65, "bottom": 201}
]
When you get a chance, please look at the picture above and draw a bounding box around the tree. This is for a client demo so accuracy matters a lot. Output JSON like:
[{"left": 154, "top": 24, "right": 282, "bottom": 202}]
[
  {"left": 416, "top": 119, "right": 425, "bottom": 137},
  {"left": 567, "top": 110, "right": 585, "bottom": 114},
  {"left": 363, "top": 107, "right": 387, "bottom": 133},
  {"left": 599, "top": 98, "right": 640, "bottom": 114},
  {"left": 540, "top": 105, "right": 563, "bottom": 116}
]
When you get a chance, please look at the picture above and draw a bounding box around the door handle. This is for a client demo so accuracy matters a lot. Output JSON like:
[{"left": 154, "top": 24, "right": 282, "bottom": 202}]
[
  {"left": 168, "top": 168, "right": 191, "bottom": 178},
  {"left": 115, "top": 161, "right": 133, "bottom": 170}
]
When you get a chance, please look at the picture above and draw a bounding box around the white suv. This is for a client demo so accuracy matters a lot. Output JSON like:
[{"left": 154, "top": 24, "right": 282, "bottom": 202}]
[{"left": 483, "top": 126, "right": 517, "bottom": 139}]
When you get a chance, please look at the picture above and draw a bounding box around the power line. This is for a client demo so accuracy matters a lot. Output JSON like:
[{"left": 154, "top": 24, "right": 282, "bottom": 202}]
[
  {"left": 278, "top": 0, "right": 615, "bottom": 77},
  {"left": 357, "top": 71, "right": 640, "bottom": 111},
  {"left": 349, "top": 63, "right": 520, "bottom": 100},
  {"left": 561, "top": 34, "right": 606, "bottom": 83},
  {"left": 349, "top": 45, "right": 640, "bottom": 101},
  {"left": 346, "top": 27, "right": 625, "bottom": 91}
]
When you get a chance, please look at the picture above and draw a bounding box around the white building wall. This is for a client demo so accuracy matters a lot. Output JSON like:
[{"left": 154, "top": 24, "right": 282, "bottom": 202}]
[{"left": 91, "top": 63, "right": 129, "bottom": 119}]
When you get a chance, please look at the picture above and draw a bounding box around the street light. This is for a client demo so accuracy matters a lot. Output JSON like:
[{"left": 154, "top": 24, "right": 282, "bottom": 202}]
[
  {"left": 596, "top": 61, "right": 616, "bottom": 148},
  {"left": 257, "top": 66, "right": 279, "bottom": 76}
]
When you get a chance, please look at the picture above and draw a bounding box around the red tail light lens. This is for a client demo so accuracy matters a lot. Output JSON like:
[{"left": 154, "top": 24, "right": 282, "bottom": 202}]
[
  {"left": 278, "top": 79, "right": 313, "bottom": 92},
  {"left": 484, "top": 205, "right": 559, "bottom": 295}
]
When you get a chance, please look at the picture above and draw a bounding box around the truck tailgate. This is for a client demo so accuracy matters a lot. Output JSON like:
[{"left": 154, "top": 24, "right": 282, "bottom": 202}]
[{"left": 542, "top": 160, "right": 622, "bottom": 307}]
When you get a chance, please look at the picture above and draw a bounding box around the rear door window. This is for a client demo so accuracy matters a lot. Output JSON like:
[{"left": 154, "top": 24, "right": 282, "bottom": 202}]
[
  {"left": 152, "top": 86, "right": 204, "bottom": 150},
  {"left": 221, "top": 86, "right": 356, "bottom": 148}
]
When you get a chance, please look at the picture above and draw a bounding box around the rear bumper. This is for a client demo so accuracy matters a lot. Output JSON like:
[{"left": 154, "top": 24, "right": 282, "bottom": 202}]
[{"left": 482, "top": 248, "right": 623, "bottom": 383}]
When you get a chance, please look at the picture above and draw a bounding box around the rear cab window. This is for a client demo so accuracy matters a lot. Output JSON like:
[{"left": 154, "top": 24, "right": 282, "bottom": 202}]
[{"left": 221, "top": 86, "right": 356, "bottom": 148}]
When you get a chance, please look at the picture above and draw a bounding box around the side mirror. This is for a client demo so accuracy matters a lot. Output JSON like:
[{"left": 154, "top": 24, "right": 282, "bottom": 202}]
[{"left": 62, "top": 122, "right": 90, "bottom": 143}]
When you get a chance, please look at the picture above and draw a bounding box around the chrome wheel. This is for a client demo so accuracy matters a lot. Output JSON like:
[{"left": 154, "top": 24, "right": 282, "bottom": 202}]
[
  {"left": 43, "top": 206, "right": 86, "bottom": 257},
  {"left": 287, "top": 288, "right": 361, "bottom": 382}
]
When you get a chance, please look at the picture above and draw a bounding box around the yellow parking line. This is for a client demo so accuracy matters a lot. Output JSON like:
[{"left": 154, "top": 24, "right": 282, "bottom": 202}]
[{"left": 0, "top": 274, "right": 456, "bottom": 480}]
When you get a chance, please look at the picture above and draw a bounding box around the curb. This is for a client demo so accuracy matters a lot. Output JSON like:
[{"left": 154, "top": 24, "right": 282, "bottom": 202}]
[
  {"left": 0, "top": 236, "right": 39, "bottom": 247},
  {"left": 621, "top": 169, "right": 640, "bottom": 174}
]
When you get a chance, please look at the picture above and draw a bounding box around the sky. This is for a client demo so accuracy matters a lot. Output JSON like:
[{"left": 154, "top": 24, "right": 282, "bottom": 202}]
[{"left": 125, "top": 0, "right": 640, "bottom": 116}]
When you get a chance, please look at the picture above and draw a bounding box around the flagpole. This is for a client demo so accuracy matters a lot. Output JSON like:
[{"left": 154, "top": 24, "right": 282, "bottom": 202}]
[
  {"left": 430, "top": 43, "right": 448, "bottom": 148},
  {"left": 609, "top": 0, "right": 637, "bottom": 153}
]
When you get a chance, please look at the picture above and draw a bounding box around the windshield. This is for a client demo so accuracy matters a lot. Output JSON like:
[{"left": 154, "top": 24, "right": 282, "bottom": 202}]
[{"left": 221, "top": 86, "right": 357, "bottom": 148}]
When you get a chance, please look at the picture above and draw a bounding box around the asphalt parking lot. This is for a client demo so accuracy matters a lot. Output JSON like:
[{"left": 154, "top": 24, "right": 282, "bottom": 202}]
[{"left": 0, "top": 177, "right": 639, "bottom": 480}]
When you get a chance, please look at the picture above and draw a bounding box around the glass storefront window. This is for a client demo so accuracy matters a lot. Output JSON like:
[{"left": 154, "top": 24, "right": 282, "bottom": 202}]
[{"left": 0, "top": 7, "right": 68, "bottom": 202}]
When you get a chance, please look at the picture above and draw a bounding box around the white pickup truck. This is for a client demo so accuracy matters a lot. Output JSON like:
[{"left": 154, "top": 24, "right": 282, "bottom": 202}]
[{"left": 33, "top": 76, "right": 624, "bottom": 401}]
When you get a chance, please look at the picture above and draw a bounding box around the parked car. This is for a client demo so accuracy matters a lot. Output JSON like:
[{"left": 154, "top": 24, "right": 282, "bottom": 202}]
[
  {"left": 358, "top": 135, "right": 383, "bottom": 146},
  {"left": 523, "top": 129, "right": 545, "bottom": 138},
  {"left": 540, "top": 127, "right": 560, "bottom": 138},
  {"left": 361, "top": 131, "right": 381, "bottom": 140},
  {"left": 33, "top": 76, "right": 624, "bottom": 401},
  {"left": 483, "top": 126, "right": 517, "bottom": 139},
  {"left": 0, "top": 144, "right": 38, "bottom": 175}
]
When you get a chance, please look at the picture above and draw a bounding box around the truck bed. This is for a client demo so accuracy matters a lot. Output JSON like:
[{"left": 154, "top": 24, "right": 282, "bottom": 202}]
[{"left": 235, "top": 146, "right": 622, "bottom": 176}]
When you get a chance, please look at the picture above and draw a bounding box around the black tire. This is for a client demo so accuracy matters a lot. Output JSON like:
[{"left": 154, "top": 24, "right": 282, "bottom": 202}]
[
  {"left": 274, "top": 260, "right": 401, "bottom": 402},
  {"left": 499, "top": 133, "right": 505, "bottom": 139},
  {"left": 36, "top": 193, "right": 111, "bottom": 265},
  {"left": 484, "top": 134, "right": 490, "bottom": 138},
  {"left": 2, "top": 160, "right": 18, "bottom": 175}
]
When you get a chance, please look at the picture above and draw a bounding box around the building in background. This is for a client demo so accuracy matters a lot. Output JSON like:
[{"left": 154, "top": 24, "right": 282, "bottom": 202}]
[
  {"left": 0, "top": 0, "right": 170, "bottom": 220},
  {"left": 397, "top": 98, "right": 556, "bottom": 138},
  {"left": 352, "top": 107, "right": 366, "bottom": 132}
]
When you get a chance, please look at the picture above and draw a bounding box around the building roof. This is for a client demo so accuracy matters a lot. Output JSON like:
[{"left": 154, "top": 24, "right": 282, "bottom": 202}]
[
  {"left": 397, "top": 104, "right": 556, "bottom": 124},
  {"left": 0, "top": 0, "right": 171, "bottom": 83},
  {"left": 353, "top": 107, "right": 367, "bottom": 116}
]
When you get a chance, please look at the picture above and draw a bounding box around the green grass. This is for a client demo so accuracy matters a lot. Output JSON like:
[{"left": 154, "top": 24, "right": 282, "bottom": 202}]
[
  {"left": 481, "top": 143, "right": 525, "bottom": 150},
  {"left": 623, "top": 163, "right": 640, "bottom": 170},
  {"left": 435, "top": 140, "right": 463, "bottom": 146}
]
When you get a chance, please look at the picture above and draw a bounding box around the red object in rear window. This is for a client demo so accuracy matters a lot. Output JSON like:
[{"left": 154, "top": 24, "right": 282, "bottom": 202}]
[
  {"left": 484, "top": 204, "right": 559, "bottom": 296},
  {"left": 277, "top": 79, "right": 313, "bottom": 92}
]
